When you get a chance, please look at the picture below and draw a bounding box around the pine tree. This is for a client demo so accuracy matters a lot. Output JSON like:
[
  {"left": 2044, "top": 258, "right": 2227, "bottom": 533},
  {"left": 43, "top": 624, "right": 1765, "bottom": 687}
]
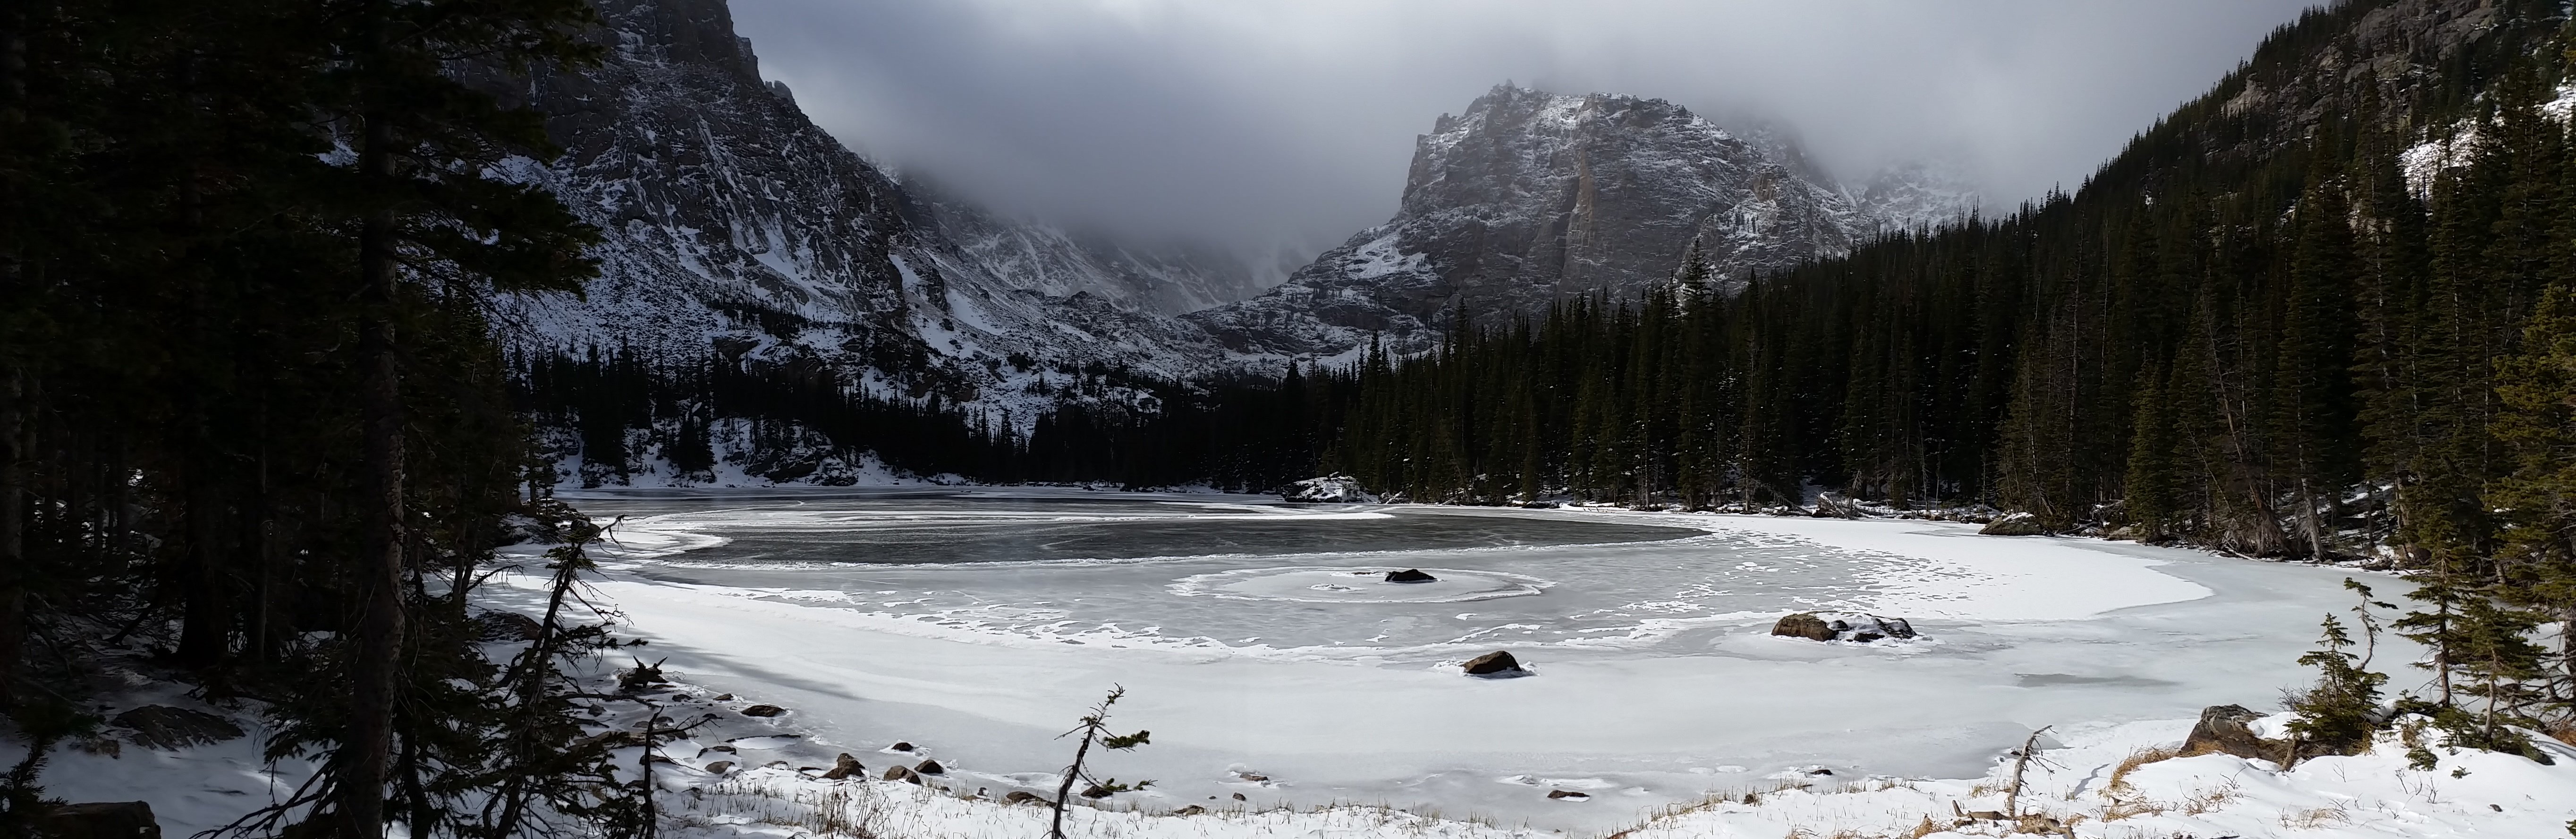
[
  {"left": 2450, "top": 595, "right": 2548, "bottom": 753},
  {"left": 2285, "top": 611, "right": 2387, "bottom": 758},
  {"left": 298, "top": 0, "right": 602, "bottom": 833},
  {"left": 2490, "top": 282, "right": 2576, "bottom": 724}
]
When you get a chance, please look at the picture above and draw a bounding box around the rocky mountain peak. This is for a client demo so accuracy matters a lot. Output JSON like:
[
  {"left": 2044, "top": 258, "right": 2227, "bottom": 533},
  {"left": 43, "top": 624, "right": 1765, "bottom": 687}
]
[{"left": 1188, "top": 83, "right": 1970, "bottom": 359}]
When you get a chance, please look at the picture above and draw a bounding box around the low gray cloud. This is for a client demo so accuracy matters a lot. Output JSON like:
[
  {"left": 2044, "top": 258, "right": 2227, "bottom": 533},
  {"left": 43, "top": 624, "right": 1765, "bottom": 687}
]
[{"left": 732, "top": 0, "right": 2317, "bottom": 257}]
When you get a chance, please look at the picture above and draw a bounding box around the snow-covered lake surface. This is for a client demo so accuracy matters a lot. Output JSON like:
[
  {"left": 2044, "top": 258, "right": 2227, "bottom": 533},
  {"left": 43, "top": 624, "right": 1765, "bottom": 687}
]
[{"left": 508, "top": 487, "right": 2403, "bottom": 833}]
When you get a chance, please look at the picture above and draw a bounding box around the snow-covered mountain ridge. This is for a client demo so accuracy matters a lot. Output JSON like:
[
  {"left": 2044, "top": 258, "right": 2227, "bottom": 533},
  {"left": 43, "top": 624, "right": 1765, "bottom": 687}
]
[
  {"left": 1188, "top": 86, "right": 1976, "bottom": 357},
  {"left": 495, "top": 0, "right": 1974, "bottom": 430},
  {"left": 491, "top": 0, "right": 1257, "bottom": 432}
]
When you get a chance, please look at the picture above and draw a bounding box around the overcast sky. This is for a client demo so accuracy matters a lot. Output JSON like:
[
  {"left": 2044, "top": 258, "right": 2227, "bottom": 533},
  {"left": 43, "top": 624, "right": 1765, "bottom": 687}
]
[{"left": 732, "top": 0, "right": 2320, "bottom": 258}]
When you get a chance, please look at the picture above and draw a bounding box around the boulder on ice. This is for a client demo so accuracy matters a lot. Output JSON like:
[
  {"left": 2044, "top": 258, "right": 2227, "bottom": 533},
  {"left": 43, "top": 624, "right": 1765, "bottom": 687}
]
[
  {"left": 1462, "top": 651, "right": 1525, "bottom": 676},
  {"left": 1771, "top": 612, "right": 1916, "bottom": 643},
  {"left": 1281, "top": 475, "right": 1379, "bottom": 503},
  {"left": 819, "top": 753, "right": 864, "bottom": 779},
  {"left": 1980, "top": 512, "right": 2048, "bottom": 536},
  {"left": 1385, "top": 568, "right": 1437, "bottom": 583},
  {"left": 1770, "top": 613, "right": 1836, "bottom": 641}
]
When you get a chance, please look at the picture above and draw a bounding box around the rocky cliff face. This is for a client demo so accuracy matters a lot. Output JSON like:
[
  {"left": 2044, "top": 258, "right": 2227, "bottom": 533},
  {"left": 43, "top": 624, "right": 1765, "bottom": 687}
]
[
  {"left": 903, "top": 187, "right": 1275, "bottom": 316},
  {"left": 1188, "top": 86, "right": 1973, "bottom": 357},
  {"left": 493, "top": 0, "right": 1250, "bottom": 428}
]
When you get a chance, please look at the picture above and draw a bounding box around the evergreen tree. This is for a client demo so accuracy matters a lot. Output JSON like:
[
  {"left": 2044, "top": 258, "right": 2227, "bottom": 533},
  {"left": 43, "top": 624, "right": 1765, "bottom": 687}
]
[{"left": 2285, "top": 611, "right": 2387, "bottom": 758}]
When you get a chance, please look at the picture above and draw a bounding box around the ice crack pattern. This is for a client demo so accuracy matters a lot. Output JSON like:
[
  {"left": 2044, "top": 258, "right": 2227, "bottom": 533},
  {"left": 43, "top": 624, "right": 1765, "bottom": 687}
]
[{"left": 569, "top": 491, "right": 2206, "bottom": 662}]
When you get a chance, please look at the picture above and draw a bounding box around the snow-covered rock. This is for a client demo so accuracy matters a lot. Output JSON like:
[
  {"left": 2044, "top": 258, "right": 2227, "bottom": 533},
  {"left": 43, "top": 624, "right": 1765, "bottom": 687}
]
[
  {"left": 1981, "top": 511, "right": 2047, "bottom": 536},
  {"left": 1280, "top": 474, "right": 1379, "bottom": 503},
  {"left": 1770, "top": 611, "right": 1917, "bottom": 643}
]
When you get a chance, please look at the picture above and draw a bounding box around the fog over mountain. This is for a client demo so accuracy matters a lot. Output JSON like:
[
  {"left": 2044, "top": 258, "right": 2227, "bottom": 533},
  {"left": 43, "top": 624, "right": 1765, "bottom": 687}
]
[{"left": 732, "top": 0, "right": 2318, "bottom": 258}]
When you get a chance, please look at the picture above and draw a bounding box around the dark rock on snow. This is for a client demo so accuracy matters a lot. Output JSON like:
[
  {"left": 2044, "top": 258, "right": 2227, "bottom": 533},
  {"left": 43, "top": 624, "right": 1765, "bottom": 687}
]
[
  {"left": 1004, "top": 791, "right": 1045, "bottom": 805},
  {"left": 703, "top": 761, "right": 733, "bottom": 774},
  {"left": 1770, "top": 613, "right": 1837, "bottom": 642},
  {"left": 2183, "top": 704, "right": 2288, "bottom": 761},
  {"left": 1462, "top": 651, "right": 1525, "bottom": 675},
  {"left": 37, "top": 802, "right": 161, "bottom": 839},
  {"left": 915, "top": 759, "right": 946, "bottom": 775},
  {"left": 819, "top": 753, "right": 864, "bottom": 779},
  {"left": 1546, "top": 790, "right": 1589, "bottom": 800},
  {"left": 1174, "top": 805, "right": 1208, "bottom": 815},
  {"left": 890, "top": 741, "right": 915, "bottom": 752},
  {"left": 883, "top": 765, "right": 921, "bottom": 783},
  {"left": 739, "top": 704, "right": 784, "bottom": 717},
  {"left": 111, "top": 706, "right": 245, "bottom": 751},
  {"left": 1385, "top": 569, "right": 1437, "bottom": 583}
]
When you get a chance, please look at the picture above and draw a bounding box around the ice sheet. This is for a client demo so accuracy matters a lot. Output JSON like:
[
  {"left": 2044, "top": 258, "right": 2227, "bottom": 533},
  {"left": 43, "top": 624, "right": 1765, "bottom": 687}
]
[{"left": 507, "top": 488, "right": 2398, "bottom": 833}]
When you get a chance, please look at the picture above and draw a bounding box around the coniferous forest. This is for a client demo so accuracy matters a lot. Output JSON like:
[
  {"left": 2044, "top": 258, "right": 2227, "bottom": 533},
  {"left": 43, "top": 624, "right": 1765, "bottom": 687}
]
[{"left": 0, "top": 0, "right": 664, "bottom": 836}]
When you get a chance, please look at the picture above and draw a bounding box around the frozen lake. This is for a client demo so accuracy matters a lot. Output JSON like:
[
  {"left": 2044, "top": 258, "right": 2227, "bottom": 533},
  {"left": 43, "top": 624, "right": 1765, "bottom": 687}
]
[{"left": 524, "top": 488, "right": 2397, "bottom": 833}]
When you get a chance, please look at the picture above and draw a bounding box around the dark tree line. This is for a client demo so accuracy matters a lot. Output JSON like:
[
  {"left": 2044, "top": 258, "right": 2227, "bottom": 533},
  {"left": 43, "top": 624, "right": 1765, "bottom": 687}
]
[
  {"left": 518, "top": 349, "right": 1331, "bottom": 492},
  {"left": 1, "top": 0, "right": 670, "bottom": 836}
]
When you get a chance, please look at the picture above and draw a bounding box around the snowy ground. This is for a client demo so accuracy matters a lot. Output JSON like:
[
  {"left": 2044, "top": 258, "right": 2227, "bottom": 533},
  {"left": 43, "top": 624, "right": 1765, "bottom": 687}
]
[{"left": 40, "top": 488, "right": 2576, "bottom": 838}]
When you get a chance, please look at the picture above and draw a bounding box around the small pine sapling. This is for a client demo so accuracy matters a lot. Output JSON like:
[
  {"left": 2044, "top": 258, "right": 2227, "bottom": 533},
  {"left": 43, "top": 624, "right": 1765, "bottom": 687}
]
[
  {"left": 2286, "top": 580, "right": 2392, "bottom": 759},
  {"left": 1050, "top": 686, "right": 1153, "bottom": 839}
]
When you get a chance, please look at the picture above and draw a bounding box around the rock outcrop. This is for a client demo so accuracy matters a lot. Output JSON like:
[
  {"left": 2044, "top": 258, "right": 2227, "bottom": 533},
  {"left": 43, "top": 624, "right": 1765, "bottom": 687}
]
[
  {"left": 2181, "top": 704, "right": 2288, "bottom": 761},
  {"left": 1463, "top": 651, "right": 1525, "bottom": 676},
  {"left": 1385, "top": 569, "right": 1438, "bottom": 583},
  {"left": 1980, "top": 512, "right": 2048, "bottom": 536},
  {"left": 1771, "top": 612, "right": 1916, "bottom": 643},
  {"left": 819, "top": 753, "right": 864, "bottom": 779}
]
